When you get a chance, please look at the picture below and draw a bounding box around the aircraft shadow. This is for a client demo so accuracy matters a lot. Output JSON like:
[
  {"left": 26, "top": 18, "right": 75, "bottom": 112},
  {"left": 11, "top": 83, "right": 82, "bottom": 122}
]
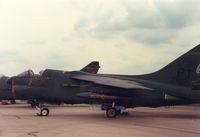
[{"left": 47, "top": 111, "right": 200, "bottom": 121}]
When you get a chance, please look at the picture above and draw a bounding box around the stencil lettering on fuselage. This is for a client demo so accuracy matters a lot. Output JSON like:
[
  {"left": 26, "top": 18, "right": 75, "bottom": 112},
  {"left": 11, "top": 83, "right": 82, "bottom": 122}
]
[{"left": 196, "top": 64, "right": 200, "bottom": 74}]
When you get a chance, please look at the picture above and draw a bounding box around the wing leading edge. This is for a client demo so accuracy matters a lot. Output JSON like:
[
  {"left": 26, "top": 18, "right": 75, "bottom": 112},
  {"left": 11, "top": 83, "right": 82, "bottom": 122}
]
[{"left": 71, "top": 74, "right": 153, "bottom": 90}]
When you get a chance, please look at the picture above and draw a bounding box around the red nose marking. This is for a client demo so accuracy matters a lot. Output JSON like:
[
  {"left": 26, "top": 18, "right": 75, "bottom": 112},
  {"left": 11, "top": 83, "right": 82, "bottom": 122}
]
[{"left": 11, "top": 80, "right": 15, "bottom": 98}]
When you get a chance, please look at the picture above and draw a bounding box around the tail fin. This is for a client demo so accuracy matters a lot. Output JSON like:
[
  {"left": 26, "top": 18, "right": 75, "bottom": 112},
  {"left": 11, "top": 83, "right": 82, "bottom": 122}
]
[
  {"left": 138, "top": 44, "right": 200, "bottom": 86},
  {"left": 80, "top": 61, "right": 100, "bottom": 74}
]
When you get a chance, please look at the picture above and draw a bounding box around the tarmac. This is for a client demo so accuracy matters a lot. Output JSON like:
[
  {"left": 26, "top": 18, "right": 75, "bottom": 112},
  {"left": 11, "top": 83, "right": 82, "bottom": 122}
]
[{"left": 0, "top": 104, "right": 200, "bottom": 137}]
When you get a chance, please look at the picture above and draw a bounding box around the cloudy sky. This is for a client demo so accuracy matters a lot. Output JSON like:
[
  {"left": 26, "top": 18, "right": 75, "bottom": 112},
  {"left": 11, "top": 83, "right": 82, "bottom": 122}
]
[{"left": 0, "top": 0, "right": 200, "bottom": 76}]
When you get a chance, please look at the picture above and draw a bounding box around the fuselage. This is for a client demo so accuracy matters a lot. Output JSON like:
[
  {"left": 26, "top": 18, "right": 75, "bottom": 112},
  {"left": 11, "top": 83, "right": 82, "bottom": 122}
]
[{"left": 1, "top": 71, "right": 199, "bottom": 108}]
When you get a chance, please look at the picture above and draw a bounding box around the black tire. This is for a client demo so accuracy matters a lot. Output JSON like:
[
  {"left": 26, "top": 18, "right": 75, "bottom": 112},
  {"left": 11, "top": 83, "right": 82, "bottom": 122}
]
[
  {"left": 106, "top": 108, "right": 117, "bottom": 118},
  {"left": 10, "top": 100, "right": 16, "bottom": 104},
  {"left": 40, "top": 108, "right": 49, "bottom": 116}
]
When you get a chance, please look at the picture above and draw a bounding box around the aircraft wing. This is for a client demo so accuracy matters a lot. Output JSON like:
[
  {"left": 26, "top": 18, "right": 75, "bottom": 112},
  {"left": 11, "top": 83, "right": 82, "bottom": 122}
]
[{"left": 71, "top": 74, "right": 153, "bottom": 90}]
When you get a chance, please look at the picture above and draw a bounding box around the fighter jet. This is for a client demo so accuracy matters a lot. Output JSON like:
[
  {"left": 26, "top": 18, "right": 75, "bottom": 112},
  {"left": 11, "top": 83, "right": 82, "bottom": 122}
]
[
  {"left": 2, "top": 44, "right": 200, "bottom": 118},
  {"left": 0, "top": 61, "right": 100, "bottom": 106}
]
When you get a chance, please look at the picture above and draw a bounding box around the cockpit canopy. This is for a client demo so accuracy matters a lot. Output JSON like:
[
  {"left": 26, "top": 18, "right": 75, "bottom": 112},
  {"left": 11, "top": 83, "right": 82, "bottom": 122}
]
[
  {"left": 7, "top": 69, "right": 64, "bottom": 86},
  {"left": 17, "top": 70, "right": 34, "bottom": 77},
  {"left": 7, "top": 70, "right": 35, "bottom": 86}
]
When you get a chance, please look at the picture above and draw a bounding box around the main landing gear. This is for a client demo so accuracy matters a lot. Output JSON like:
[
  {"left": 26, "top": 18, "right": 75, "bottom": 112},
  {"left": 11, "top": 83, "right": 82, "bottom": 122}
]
[
  {"left": 103, "top": 103, "right": 126, "bottom": 118},
  {"left": 106, "top": 107, "right": 129, "bottom": 118},
  {"left": 106, "top": 107, "right": 118, "bottom": 118},
  {"left": 36, "top": 104, "right": 50, "bottom": 116}
]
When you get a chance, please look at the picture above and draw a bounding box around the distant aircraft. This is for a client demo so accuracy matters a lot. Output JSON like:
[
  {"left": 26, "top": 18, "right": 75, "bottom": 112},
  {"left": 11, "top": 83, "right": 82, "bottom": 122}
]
[{"left": 1, "top": 44, "right": 200, "bottom": 118}]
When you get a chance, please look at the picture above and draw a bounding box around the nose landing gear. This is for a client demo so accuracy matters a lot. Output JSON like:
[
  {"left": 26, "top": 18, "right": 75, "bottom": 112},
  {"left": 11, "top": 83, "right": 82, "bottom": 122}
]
[
  {"left": 36, "top": 104, "right": 50, "bottom": 116},
  {"left": 40, "top": 108, "right": 49, "bottom": 116}
]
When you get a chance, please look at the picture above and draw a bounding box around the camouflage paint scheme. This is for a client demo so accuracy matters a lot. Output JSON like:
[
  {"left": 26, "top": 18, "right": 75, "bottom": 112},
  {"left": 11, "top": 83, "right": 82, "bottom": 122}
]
[{"left": 1, "top": 45, "right": 200, "bottom": 117}]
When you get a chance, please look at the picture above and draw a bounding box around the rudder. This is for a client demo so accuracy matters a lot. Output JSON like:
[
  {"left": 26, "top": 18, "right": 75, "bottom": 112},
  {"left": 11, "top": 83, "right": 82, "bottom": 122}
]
[{"left": 138, "top": 44, "right": 200, "bottom": 86}]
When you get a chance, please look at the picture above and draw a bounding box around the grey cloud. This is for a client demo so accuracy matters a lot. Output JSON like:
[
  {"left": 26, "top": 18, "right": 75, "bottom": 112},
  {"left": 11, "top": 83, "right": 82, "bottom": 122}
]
[
  {"left": 73, "top": 0, "right": 200, "bottom": 44},
  {"left": 154, "top": 0, "right": 200, "bottom": 28},
  {"left": 126, "top": 29, "right": 176, "bottom": 45},
  {"left": 122, "top": 0, "right": 200, "bottom": 29},
  {"left": 121, "top": 0, "right": 165, "bottom": 29}
]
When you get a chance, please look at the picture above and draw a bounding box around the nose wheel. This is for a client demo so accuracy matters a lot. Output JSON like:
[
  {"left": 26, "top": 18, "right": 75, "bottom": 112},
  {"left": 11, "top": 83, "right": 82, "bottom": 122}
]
[
  {"left": 40, "top": 108, "right": 49, "bottom": 116},
  {"left": 36, "top": 105, "right": 50, "bottom": 116}
]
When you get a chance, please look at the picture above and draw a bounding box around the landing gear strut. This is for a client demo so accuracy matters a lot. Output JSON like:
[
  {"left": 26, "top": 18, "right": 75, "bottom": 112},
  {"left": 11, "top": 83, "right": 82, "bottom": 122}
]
[
  {"left": 36, "top": 104, "right": 50, "bottom": 116},
  {"left": 28, "top": 100, "right": 39, "bottom": 108}
]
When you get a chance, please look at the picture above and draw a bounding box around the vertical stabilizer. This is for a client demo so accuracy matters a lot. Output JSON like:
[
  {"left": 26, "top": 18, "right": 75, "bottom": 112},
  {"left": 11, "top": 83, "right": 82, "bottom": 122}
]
[
  {"left": 138, "top": 44, "right": 200, "bottom": 86},
  {"left": 81, "top": 61, "right": 100, "bottom": 74}
]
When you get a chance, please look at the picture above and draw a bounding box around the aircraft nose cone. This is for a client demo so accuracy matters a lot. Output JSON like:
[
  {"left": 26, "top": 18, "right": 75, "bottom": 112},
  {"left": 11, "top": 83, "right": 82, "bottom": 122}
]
[
  {"left": 0, "top": 77, "right": 14, "bottom": 100},
  {"left": 0, "top": 90, "right": 10, "bottom": 100}
]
